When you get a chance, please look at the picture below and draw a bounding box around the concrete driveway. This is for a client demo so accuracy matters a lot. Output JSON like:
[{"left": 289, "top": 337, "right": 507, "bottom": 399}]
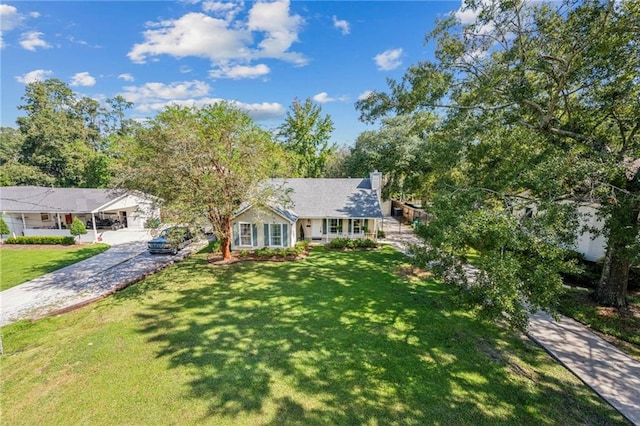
[{"left": 0, "top": 238, "right": 205, "bottom": 327}]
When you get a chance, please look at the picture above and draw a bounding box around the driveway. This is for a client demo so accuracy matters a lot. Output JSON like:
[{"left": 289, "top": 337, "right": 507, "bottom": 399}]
[{"left": 0, "top": 239, "right": 205, "bottom": 327}]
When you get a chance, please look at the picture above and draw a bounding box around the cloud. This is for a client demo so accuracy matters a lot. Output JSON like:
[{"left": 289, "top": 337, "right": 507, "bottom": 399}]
[
  {"left": 16, "top": 69, "right": 53, "bottom": 84},
  {"left": 454, "top": 0, "right": 494, "bottom": 35},
  {"left": 358, "top": 90, "right": 373, "bottom": 101},
  {"left": 332, "top": 16, "right": 350, "bottom": 35},
  {"left": 118, "top": 73, "right": 135, "bottom": 82},
  {"left": 120, "top": 80, "right": 212, "bottom": 105},
  {"left": 374, "top": 48, "right": 403, "bottom": 71},
  {"left": 70, "top": 72, "right": 96, "bottom": 87},
  {"left": 312, "top": 92, "right": 349, "bottom": 104},
  {"left": 0, "top": 4, "right": 21, "bottom": 47},
  {"left": 120, "top": 79, "right": 283, "bottom": 120},
  {"left": 209, "top": 63, "right": 270, "bottom": 79},
  {"left": 19, "top": 31, "right": 51, "bottom": 51},
  {"left": 128, "top": 0, "right": 306, "bottom": 77}
]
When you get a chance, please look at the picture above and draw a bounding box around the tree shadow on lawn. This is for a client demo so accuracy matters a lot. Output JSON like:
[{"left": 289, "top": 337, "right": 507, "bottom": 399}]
[{"left": 132, "top": 247, "right": 626, "bottom": 425}]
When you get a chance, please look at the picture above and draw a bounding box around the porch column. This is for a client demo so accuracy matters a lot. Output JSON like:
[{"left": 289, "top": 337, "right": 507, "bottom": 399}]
[
  {"left": 57, "top": 213, "right": 62, "bottom": 229},
  {"left": 21, "top": 212, "right": 26, "bottom": 229},
  {"left": 91, "top": 212, "right": 98, "bottom": 243}
]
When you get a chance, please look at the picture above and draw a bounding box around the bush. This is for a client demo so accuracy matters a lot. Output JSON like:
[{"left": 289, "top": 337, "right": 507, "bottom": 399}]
[
  {"left": 145, "top": 217, "right": 161, "bottom": 229},
  {"left": 70, "top": 217, "right": 88, "bottom": 240},
  {"left": 5, "top": 236, "right": 75, "bottom": 245},
  {"left": 377, "top": 230, "right": 386, "bottom": 238},
  {"left": 327, "top": 238, "right": 378, "bottom": 250}
]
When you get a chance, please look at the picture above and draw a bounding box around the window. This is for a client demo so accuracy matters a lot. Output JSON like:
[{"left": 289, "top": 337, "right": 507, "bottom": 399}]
[
  {"left": 352, "top": 219, "right": 362, "bottom": 234},
  {"left": 40, "top": 213, "right": 50, "bottom": 221},
  {"left": 270, "top": 224, "right": 283, "bottom": 247},
  {"left": 239, "top": 223, "right": 253, "bottom": 246},
  {"left": 329, "top": 218, "right": 340, "bottom": 234}
]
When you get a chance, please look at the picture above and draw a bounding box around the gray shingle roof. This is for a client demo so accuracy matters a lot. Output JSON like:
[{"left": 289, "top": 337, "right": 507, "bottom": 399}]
[
  {"left": 267, "top": 178, "right": 383, "bottom": 219},
  {"left": 0, "top": 186, "right": 126, "bottom": 213}
]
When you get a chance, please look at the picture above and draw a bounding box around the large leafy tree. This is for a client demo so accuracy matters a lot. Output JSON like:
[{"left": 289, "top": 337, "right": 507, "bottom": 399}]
[
  {"left": 357, "top": 0, "right": 639, "bottom": 327},
  {"left": 11, "top": 79, "right": 121, "bottom": 187},
  {"left": 117, "top": 103, "right": 285, "bottom": 260},
  {"left": 278, "top": 97, "right": 335, "bottom": 178}
]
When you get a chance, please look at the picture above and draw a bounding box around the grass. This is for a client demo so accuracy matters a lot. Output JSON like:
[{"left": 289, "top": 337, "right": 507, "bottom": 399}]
[
  {"left": 0, "top": 247, "right": 629, "bottom": 425},
  {"left": 0, "top": 244, "right": 110, "bottom": 291}
]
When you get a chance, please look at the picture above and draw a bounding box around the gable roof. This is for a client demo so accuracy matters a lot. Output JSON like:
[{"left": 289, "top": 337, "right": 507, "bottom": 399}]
[
  {"left": 0, "top": 186, "right": 129, "bottom": 213},
  {"left": 268, "top": 178, "right": 383, "bottom": 219}
]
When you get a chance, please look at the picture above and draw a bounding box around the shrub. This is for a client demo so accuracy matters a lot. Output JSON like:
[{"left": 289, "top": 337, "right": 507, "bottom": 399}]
[
  {"left": 145, "top": 217, "right": 161, "bottom": 229},
  {"left": 327, "top": 238, "right": 378, "bottom": 250},
  {"left": 0, "top": 217, "right": 9, "bottom": 237},
  {"left": 5, "top": 236, "right": 75, "bottom": 245},
  {"left": 70, "top": 217, "right": 88, "bottom": 241},
  {"left": 377, "top": 230, "right": 386, "bottom": 238}
]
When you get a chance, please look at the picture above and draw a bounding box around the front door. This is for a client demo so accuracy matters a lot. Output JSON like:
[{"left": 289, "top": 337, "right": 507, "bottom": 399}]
[{"left": 311, "top": 219, "right": 323, "bottom": 239}]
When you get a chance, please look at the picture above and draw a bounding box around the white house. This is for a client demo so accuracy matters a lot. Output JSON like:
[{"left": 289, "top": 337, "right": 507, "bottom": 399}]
[
  {"left": 0, "top": 186, "right": 160, "bottom": 242},
  {"left": 231, "top": 172, "right": 385, "bottom": 251}
]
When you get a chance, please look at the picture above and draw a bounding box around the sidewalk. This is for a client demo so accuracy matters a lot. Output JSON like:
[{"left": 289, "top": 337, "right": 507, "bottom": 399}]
[{"left": 381, "top": 216, "right": 640, "bottom": 425}]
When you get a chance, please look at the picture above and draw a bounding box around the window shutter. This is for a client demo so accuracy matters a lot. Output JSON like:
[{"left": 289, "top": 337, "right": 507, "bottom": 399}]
[
  {"left": 252, "top": 224, "right": 258, "bottom": 246},
  {"left": 323, "top": 219, "right": 327, "bottom": 234},
  {"left": 283, "top": 224, "right": 288, "bottom": 247},
  {"left": 264, "top": 224, "right": 270, "bottom": 246},
  {"left": 233, "top": 223, "right": 239, "bottom": 246}
]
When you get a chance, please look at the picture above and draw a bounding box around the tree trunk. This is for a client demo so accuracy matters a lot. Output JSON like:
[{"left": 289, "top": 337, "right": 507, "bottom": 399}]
[
  {"left": 221, "top": 217, "right": 232, "bottom": 261},
  {"left": 596, "top": 245, "right": 629, "bottom": 308},
  {"left": 595, "top": 200, "right": 639, "bottom": 308}
]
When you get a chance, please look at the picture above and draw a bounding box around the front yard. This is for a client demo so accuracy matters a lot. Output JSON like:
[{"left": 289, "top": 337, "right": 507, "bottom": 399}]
[
  {"left": 0, "top": 244, "right": 110, "bottom": 291},
  {"left": 0, "top": 246, "right": 628, "bottom": 425}
]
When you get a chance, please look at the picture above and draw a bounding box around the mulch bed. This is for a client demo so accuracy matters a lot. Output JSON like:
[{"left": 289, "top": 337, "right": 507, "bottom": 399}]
[{"left": 207, "top": 248, "right": 311, "bottom": 265}]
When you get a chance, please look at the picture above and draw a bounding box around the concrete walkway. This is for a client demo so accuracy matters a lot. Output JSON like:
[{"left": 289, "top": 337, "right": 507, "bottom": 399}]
[
  {"left": 0, "top": 240, "right": 205, "bottom": 326},
  {"left": 380, "top": 216, "right": 640, "bottom": 425}
]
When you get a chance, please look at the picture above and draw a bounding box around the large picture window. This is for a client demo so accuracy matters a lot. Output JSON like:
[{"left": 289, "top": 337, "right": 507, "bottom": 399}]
[
  {"left": 239, "top": 222, "right": 253, "bottom": 246},
  {"left": 329, "top": 218, "right": 340, "bottom": 234}
]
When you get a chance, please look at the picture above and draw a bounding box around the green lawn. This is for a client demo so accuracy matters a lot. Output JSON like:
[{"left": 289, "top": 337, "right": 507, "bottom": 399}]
[
  {"left": 0, "top": 244, "right": 110, "bottom": 291},
  {"left": 0, "top": 247, "right": 629, "bottom": 425}
]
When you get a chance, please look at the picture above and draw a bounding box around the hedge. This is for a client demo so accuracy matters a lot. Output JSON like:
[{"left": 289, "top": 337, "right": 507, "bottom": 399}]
[
  {"left": 5, "top": 236, "right": 76, "bottom": 245},
  {"left": 326, "top": 237, "right": 378, "bottom": 250}
]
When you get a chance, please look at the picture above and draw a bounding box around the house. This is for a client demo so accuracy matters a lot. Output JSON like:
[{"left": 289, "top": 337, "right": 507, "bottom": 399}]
[
  {"left": 0, "top": 186, "right": 160, "bottom": 242},
  {"left": 231, "top": 172, "right": 384, "bottom": 250}
]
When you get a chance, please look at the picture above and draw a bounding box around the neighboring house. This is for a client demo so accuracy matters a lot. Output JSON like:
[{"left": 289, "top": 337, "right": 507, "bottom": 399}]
[
  {"left": 0, "top": 186, "right": 160, "bottom": 242},
  {"left": 231, "top": 172, "right": 384, "bottom": 251}
]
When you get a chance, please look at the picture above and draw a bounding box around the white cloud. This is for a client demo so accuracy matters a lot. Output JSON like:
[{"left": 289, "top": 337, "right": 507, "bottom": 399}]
[
  {"left": 136, "top": 97, "right": 285, "bottom": 121},
  {"left": 374, "top": 48, "right": 403, "bottom": 71},
  {"left": 210, "top": 63, "right": 270, "bottom": 79},
  {"left": 128, "top": 0, "right": 306, "bottom": 77},
  {"left": 179, "top": 65, "right": 192, "bottom": 74},
  {"left": 454, "top": 0, "right": 494, "bottom": 35},
  {"left": 15, "top": 69, "right": 53, "bottom": 84},
  {"left": 358, "top": 90, "right": 373, "bottom": 101},
  {"left": 332, "top": 15, "right": 350, "bottom": 35},
  {"left": 202, "top": 1, "right": 243, "bottom": 21},
  {"left": 120, "top": 80, "right": 212, "bottom": 105},
  {"left": 312, "top": 92, "right": 349, "bottom": 104},
  {"left": 1, "top": 4, "right": 22, "bottom": 31},
  {"left": 19, "top": 31, "right": 51, "bottom": 51},
  {"left": 70, "top": 72, "right": 96, "bottom": 87},
  {"left": 29, "top": 11, "right": 40, "bottom": 18},
  {"left": 118, "top": 73, "right": 135, "bottom": 82}
]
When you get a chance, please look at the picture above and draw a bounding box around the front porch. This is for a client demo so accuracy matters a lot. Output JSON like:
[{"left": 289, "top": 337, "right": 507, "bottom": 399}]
[{"left": 296, "top": 218, "right": 379, "bottom": 242}]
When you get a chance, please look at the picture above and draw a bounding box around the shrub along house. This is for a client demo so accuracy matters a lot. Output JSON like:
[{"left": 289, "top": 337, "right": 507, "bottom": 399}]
[
  {"left": 0, "top": 186, "right": 160, "bottom": 242},
  {"left": 231, "top": 172, "right": 385, "bottom": 251}
]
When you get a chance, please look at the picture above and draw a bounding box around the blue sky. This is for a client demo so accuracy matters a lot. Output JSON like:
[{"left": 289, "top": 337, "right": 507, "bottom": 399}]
[{"left": 1, "top": 1, "right": 465, "bottom": 146}]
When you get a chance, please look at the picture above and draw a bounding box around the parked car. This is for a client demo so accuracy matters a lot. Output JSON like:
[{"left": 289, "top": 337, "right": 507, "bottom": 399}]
[
  {"left": 148, "top": 227, "right": 193, "bottom": 255},
  {"left": 86, "top": 218, "right": 123, "bottom": 230}
]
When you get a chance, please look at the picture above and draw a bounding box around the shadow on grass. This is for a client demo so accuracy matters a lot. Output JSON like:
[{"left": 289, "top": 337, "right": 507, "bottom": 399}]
[{"left": 127, "top": 247, "right": 627, "bottom": 425}]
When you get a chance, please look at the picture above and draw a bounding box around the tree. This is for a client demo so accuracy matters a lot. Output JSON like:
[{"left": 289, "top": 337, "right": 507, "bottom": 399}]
[
  {"left": 15, "top": 79, "right": 115, "bottom": 187},
  {"left": 0, "top": 217, "right": 10, "bottom": 241},
  {"left": 69, "top": 217, "right": 87, "bottom": 242},
  {"left": 278, "top": 98, "right": 335, "bottom": 177},
  {"left": 117, "top": 103, "right": 286, "bottom": 260},
  {"left": 357, "top": 0, "right": 639, "bottom": 327},
  {"left": 346, "top": 115, "right": 431, "bottom": 200}
]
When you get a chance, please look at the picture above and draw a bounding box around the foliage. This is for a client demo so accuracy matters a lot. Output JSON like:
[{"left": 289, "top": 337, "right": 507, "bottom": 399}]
[
  {"left": 0, "top": 244, "right": 109, "bottom": 291},
  {"left": 116, "top": 103, "right": 286, "bottom": 260},
  {"left": 327, "top": 237, "right": 378, "bottom": 250},
  {"left": 346, "top": 115, "right": 432, "bottom": 199},
  {"left": 242, "top": 241, "right": 310, "bottom": 259},
  {"left": 5, "top": 236, "right": 75, "bottom": 245},
  {"left": 145, "top": 217, "right": 161, "bottom": 229},
  {"left": 278, "top": 97, "right": 335, "bottom": 178},
  {"left": 69, "top": 217, "right": 88, "bottom": 240},
  {"left": 377, "top": 230, "right": 386, "bottom": 239},
  {"left": 0, "top": 247, "right": 627, "bottom": 424},
  {"left": 322, "top": 144, "right": 351, "bottom": 178},
  {"left": 0, "top": 217, "right": 10, "bottom": 237},
  {"left": 357, "top": 0, "right": 640, "bottom": 326}
]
